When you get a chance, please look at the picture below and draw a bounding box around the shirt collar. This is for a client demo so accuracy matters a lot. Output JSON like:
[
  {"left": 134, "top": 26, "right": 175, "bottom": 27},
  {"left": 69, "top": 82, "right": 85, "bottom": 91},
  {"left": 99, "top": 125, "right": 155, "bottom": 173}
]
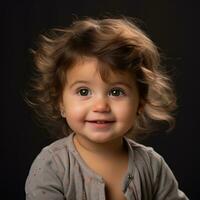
[{"left": 66, "top": 133, "right": 136, "bottom": 184}]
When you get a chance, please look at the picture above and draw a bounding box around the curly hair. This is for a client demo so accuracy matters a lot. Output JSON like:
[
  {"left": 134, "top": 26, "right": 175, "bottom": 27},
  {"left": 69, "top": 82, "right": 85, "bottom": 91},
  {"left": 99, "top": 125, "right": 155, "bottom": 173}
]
[{"left": 26, "top": 16, "right": 177, "bottom": 139}]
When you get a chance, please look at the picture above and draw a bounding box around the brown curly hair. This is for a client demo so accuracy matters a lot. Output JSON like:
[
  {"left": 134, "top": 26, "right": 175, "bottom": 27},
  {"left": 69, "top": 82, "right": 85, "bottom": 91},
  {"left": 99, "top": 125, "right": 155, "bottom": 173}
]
[{"left": 26, "top": 16, "right": 177, "bottom": 139}]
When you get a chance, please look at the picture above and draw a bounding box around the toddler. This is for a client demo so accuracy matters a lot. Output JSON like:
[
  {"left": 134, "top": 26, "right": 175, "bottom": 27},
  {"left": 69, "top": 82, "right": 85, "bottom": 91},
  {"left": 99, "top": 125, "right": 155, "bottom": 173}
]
[{"left": 25, "top": 17, "right": 189, "bottom": 200}]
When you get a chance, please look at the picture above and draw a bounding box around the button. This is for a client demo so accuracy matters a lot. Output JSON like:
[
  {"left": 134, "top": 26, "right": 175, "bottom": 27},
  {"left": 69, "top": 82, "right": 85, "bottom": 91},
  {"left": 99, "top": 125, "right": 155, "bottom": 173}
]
[
  {"left": 128, "top": 174, "right": 133, "bottom": 179},
  {"left": 99, "top": 179, "right": 104, "bottom": 183},
  {"left": 98, "top": 178, "right": 104, "bottom": 184},
  {"left": 124, "top": 174, "right": 134, "bottom": 192}
]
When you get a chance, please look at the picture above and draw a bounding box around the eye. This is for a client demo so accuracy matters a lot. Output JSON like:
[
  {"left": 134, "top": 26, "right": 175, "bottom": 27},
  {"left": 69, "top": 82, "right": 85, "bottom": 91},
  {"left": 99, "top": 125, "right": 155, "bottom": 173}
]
[
  {"left": 109, "top": 88, "right": 125, "bottom": 96},
  {"left": 77, "top": 88, "right": 91, "bottom": 96}
]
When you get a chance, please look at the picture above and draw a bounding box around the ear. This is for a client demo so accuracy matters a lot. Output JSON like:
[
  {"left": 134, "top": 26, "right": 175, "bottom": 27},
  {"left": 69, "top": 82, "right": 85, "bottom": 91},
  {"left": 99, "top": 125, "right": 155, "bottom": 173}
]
[
  {"left": 137, "top": 100, "right": 145, "bottom": 115},
  {"left": 59, "top": 102, "right": 65, "bottom": 118}
]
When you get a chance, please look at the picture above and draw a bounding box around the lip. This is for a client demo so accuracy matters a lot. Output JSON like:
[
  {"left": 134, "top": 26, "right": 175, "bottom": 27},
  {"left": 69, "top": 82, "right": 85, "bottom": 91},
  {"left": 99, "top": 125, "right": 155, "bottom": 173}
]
[
  {"left": 85, "top": 120, "right": 115, "bottom": 129},
  {"left": 86, "top": 120, "right": 115, "bottom": 123}
]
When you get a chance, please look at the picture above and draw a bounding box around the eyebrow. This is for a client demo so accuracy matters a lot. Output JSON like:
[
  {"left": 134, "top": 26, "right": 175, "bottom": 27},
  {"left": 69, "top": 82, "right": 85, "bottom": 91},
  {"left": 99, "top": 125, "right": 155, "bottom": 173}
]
[
  {"left": 69, "top": 81, "right": 90, "bottom": 88},
  {"left": 69, "top": 80, "right": 133, "bottom": 89},
  {"left": 109, "top": 81, "right": 133, "bottom": 89}
]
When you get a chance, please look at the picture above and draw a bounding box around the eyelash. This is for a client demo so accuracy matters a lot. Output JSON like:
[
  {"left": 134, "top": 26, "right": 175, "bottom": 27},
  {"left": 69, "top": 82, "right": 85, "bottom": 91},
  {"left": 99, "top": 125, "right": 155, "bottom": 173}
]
[
  {"left": 76, "top": 88, "right": 92, "bottom": 96},
  {"left": 76, "top": 87, "right": 126, "bottom": 97},
  {"left": 109, "top": 88, "right": 126, "bottom": 96}
]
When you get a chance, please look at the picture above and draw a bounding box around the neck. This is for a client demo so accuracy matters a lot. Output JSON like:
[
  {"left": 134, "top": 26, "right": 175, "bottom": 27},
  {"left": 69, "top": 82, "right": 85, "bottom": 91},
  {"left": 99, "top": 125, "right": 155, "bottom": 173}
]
[{"left": 73, "top": 134, "right": 126, "bottom": 159}]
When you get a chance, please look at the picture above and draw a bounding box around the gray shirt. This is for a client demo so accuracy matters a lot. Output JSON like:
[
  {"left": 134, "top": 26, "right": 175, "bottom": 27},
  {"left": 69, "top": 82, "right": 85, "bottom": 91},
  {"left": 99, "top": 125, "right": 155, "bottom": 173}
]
[{"left": 25, "top": 133, "right": 189, "bottom": 199}]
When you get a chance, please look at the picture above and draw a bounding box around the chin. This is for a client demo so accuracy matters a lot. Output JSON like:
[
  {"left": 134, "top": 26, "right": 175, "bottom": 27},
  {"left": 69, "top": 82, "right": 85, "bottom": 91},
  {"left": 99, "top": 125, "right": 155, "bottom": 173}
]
[{"left": 86, "top": 132, "right": 120, "bottom": 144}]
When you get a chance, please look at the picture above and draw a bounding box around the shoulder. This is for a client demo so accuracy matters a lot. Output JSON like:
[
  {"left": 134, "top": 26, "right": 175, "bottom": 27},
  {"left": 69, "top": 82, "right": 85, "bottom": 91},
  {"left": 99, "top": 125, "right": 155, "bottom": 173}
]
[
  {"left": 29, "top": 135, "right": 73, "bottom": 173},
  {"left": 26, "top": 135, "right": 74, "bottom": 181},
  {"left": 44, "top": 136, "right": 70, "bottom": 156},
  {"left": 125, "top": 138, "right": 189, "bottom": 199},
  {"left": 32, "top": 136, "right": 69, "bottom": 162},
  {"left": 125, "top": 137, "right": 162, "bottom": 164},
  {"left": 125, "top": 137, "right": 166, "bottom": 182},
  {"left": 25, "top": 135, "right": 73, "bottom": 198}
]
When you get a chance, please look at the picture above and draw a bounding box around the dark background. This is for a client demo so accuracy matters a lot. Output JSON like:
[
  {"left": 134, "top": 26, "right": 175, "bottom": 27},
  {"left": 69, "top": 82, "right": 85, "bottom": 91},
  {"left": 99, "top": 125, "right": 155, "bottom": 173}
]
[{"left": 3, "top": 0, "right": 199, "bottom": 199}]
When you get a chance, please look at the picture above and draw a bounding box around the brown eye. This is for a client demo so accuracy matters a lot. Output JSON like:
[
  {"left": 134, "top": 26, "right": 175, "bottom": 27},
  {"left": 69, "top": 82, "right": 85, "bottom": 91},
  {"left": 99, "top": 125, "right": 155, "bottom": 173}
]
[
  {"left": 78, "top": 88, "right": 91, "bottom": 96},
  {"left": 109, "top": 88, "right": 125, "bottom": 96}
]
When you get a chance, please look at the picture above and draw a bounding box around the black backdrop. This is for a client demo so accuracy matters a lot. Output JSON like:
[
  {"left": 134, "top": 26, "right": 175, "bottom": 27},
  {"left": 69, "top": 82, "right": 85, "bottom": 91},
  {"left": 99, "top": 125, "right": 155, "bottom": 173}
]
[{"left": 2, "top": 0, "right": 199, "bottom": 199}]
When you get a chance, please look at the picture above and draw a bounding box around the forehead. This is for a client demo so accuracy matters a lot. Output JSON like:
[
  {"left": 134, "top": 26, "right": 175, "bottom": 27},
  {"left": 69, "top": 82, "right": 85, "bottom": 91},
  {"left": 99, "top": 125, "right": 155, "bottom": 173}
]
[{"left": 66, "top": 57, "right": 136, "bottom": 84}]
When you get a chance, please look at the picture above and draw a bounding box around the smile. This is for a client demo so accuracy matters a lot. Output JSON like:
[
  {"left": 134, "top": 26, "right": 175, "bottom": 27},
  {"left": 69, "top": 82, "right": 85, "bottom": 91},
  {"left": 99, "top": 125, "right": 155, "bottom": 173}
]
[
  {"left": 85, "top": 120, "right": 115, "bottom": 128},
  {"left": 86, "top": 120, "right": 115, "bottom": 124}
]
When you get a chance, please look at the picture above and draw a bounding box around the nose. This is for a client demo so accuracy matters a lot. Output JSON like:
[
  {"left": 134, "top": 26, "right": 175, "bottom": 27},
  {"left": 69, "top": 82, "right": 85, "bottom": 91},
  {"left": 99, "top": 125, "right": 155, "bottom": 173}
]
[{"left": 92, "top": 97, "right": 111, "bottom": 113}]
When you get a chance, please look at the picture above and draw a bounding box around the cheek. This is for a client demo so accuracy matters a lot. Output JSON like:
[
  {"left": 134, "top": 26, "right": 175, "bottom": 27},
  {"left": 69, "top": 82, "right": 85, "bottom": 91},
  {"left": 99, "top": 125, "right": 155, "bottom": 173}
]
[
  {"left": 65, "top": 102, "right": 86, "bottom": 122},
  {"left": 114, "top": 102, "right": 138, "bottom": 123}
]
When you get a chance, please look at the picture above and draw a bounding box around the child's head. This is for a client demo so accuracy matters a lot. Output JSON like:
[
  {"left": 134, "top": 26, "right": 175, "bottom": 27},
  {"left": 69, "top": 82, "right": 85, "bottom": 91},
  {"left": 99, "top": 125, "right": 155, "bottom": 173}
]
[
  {"left": 27, "top": 17, "right": 177, "bottom": 139},
  {"left": 59, "top": 56, "right": 140, "bottom": 143}
]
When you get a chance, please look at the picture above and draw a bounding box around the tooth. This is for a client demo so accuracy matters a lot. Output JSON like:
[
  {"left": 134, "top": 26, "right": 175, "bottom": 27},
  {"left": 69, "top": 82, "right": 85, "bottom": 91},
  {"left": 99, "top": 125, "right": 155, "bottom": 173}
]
[{"left": 97, "top": 121, "right": 104, "bottom": 124}]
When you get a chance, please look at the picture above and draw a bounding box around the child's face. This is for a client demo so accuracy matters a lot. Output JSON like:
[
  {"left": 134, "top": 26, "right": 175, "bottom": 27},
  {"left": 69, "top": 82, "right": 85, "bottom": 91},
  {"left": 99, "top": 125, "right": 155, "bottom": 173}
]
[{"left": 60, "top": 57, "right": 140, "bottom": 144}]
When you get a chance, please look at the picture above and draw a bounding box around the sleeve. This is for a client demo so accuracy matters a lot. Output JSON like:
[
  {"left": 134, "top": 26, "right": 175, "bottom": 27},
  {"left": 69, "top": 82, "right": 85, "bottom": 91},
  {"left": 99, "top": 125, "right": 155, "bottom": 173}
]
[
  {"left": 25, "top": 148, "right": 65, "bottom": 200},
  {"left": 150, "top": 151, "right": 189, "bottom": 200}
]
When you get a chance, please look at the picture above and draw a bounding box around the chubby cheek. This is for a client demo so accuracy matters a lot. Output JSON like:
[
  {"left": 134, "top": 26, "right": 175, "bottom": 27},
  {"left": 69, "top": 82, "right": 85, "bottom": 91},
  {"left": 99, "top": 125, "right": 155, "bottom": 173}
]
[
  {"left": 114, "top": 103, "right": 138, "bottom": 127},
  {"left": 65, "top": 102, "right": 87, "bottom": 125}
]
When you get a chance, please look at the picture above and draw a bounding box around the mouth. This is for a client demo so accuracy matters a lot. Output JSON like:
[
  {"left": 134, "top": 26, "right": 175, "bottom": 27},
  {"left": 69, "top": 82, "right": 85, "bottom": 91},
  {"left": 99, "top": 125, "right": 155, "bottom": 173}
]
[
  {"left": 86, "top": 120, "right": 115, "bottom": 124},
  {"left": 85, "top": 120, "right": 115, "bottom": 129}
]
